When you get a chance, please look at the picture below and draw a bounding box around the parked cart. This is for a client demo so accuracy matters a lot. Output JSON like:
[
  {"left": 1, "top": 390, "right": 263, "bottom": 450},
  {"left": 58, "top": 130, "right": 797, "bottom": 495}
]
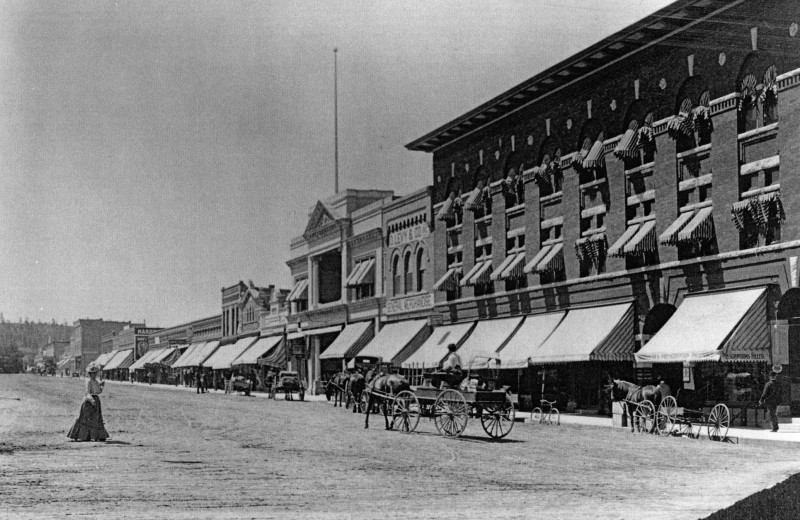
[{"left": 655, "top": 395, "right": 730, "bottom": 440}]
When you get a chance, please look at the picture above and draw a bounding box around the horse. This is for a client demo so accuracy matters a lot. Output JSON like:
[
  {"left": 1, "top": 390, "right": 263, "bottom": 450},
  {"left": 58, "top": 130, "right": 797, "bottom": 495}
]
[
  {"left": 346, "top": 371, "right": 366, "bottom": 413},
  {"left": 363, "top": 370, "right": 411, "bottom": 430},
  {"left": 607, "top": 378, "right": 662, "bottom": 433},
  {"left": 325, "top": 371, "right": 349, "bottom": 407}
]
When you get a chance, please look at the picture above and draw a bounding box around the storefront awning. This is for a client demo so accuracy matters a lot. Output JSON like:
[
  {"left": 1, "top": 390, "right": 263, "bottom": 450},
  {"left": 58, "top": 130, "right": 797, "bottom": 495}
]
[
  {"left": 191, "top": 340, "right": 221, "bottom": 367},
  {"left": 103, "top": 349, "right": 133, "bottom": 371},
  {"left": 172, "top": 342, "right": 204, "bottom": 369},
  {"left": 287, "top": 279, "right": 308, "bottom": 302},
  {"left": 623, "top": 219, "right": 656, "bottom": 254},
  {"left": 433, "top": 267, "right": 462, "bottom": 292},
  {"left": 529, "top": 302, "right": 635, "bottom": 364},
  {"left": 287, "top": 325, "right": 343, "bottom": 341},
  {"left": 496, "top": 312, "right": 566, "bottom": 369},
  {"left": 357, "top": 319, "right": 430, "bottom": 365},
  {"left": 57, "top": 357, "right": 73, "bottom": 369},
  {"left": 149, "top": 347, "right": 177, "bottom": 366},
  {"left": 128, "top": 348, "right": 165, "bottom": 371},
  {"left": 635, "top": 287, "right": 769, "bottom": 363},
  {"left": 232, "top": 336, "right": 283, "bottom": 366},
  {"left": 608, "top": 224, "right": 640, "bottom": 257},
  {"left": 93, "top": 352, "right": 115, "bottom": 368},
  {"left": 456, "top": 317, "right": 525, "bottom": 369},
  {"left": 258, "top": 341, "right": 287, "bottom": 369},
  {"left": 204, "top": 336, "right": 260, "bottom": 370},
  {"left": 659, "top": 211, "right": 695, "bottom": 246},
  {"left": 319, "top": 321, "right": 374, "bottom": 360},
  {"left": 400, "top": 322, "right": 476, "bottom": 369},
  {"left": 677, "top": 206, "right": 714, "bottom": 243}
]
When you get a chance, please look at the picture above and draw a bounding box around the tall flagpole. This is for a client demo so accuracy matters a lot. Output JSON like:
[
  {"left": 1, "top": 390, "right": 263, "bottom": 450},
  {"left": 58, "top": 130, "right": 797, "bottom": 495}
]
[{"left": 334, "top": 48, "right": 339, "bottom": 195}]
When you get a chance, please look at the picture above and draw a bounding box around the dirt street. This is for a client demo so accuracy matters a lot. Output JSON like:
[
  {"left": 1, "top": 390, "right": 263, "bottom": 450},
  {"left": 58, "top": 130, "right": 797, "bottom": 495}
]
[{"left": 1, "top": 375, "right": 799, "bottom": 519}]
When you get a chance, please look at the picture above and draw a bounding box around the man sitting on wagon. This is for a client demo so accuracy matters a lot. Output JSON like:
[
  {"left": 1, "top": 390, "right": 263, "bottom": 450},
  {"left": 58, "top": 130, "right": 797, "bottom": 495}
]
[{"left": 429, "top": 343, "right": 464, "bottom": 389}]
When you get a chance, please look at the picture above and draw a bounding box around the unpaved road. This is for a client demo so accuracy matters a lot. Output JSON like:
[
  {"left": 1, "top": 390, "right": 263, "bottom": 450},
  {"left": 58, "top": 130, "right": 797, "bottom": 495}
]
[{"left": 1, "top": 374, "right": 799, "bottom": 519}]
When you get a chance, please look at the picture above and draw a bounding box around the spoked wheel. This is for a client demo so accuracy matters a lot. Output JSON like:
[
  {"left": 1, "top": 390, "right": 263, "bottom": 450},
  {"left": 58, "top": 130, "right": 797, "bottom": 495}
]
[
  {"left": 707, "top": 403, "right": 730, "bottom": 441},
  {"left": 360, "top": 392, "right": 370, "bottom": 414},
  {"left": 531, "top": 407, "right": 543, "bottom": 423},
  {"left": 392, "top": 390, "right": 421, "bottom": 433},
  {"left": 480, "top": 393, "right": 515, "bottom": 439},
  {"left": 433, "top": 389, "right": 469, "bottom": 437},
  {"left": 657, "top": 396, "right": 677, "bottom": 435},
  {"left": 634, "top": 401, "right": 656, "bottom": 433}
]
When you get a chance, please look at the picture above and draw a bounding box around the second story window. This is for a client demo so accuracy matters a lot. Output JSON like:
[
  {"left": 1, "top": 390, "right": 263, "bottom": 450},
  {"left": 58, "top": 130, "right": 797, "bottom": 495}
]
[{"left": 345, "top": 257, "right": 376, "bottom": 301}]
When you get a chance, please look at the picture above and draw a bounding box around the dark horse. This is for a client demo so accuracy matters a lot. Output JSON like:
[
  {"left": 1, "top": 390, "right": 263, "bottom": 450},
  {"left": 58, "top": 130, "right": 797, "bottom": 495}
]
[
  {"left": 608, "top": 378, "right": 662, "bottom": 432},
  {"left": 346, "top": 371, "right": 366, "bottom": 413},
  {"left": 325, "top": 371, "right": 349, "bottom": 407},
  {"left": 364, "top": 370, "right": 411, "bottom": 430}
]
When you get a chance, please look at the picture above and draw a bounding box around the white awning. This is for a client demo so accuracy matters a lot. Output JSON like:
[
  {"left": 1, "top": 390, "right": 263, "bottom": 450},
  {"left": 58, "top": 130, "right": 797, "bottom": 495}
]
[
  {"left": 191, "top": 340, "right": 221, "bottom": 368},
  {"left": 490, "top": 254, "right": 519, "bottom": 281},
  {"left": 677, "top": 206, "right": 714, "bottom": 243},
  {"left": 608, "top": 224, "right": 640, "bottom": 257},
  {"left": 455, "top": 317, "right": 525, "bottom": 369},
  {"left": 357, "top": 319, "right": 430, "bottom": 364},
  {"left": 172, "top": 342, "right": 204, "bottom": 369},
  {"left": 433, "top": 267, "right": 462, "bottom": 292},
  {"left": 623, "top": 219, "right": 657, "bottom": 254},
  {"left": 659, "top": 211, "right": 695, "bottom": 245},
  {"left": 496, "top": 312, "right": 566, "bottom": 369},
  {"left": 319, "top": 321, "right": 374, "bottom": 360},
  {"left": 204, "top": 336, "right": 260, "bottom": 370},
  {"left": 635, "top": 288, "right": 769, "bottom": 363},
  {"left": 523, "top": 245, "right": 553, "bottom": 273},
  {"left": 401, "top": 322, "right": 476, "bottom": 369},
  {"left": 150, "top": 347, "right": 177, "bottom": 365},
  {"left": 232, "top": 336, "right": 283, "bottom": 366},
  {"left": 287, "top": 279, "right": 309, "bottom": 302},
  {"left": 345, "top": 259, "right": 375, "bottom": 287},
  {"left": 102, "top": 350, "right": 133, "bottom": 371},
  {"left": 93, "top": 352, "right": 115, "bottom": 368},
  {"left": 460, "top": 261, "right": 486, "bottom": 287},
  {"left": 129, "top": 348, "right": 167, "bottom": 371},
  {"left": 529, "top": 302, "right": 635, "bottom": 364}
]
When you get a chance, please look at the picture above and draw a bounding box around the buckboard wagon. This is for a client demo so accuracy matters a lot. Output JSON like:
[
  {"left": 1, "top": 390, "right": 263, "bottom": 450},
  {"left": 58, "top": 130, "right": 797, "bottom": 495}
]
[
  {"left": 389, "top": 355, "right": 516, "bottom": 439},
  {"left": 629, "top": 396, "right": 731, "bottom": 441}
]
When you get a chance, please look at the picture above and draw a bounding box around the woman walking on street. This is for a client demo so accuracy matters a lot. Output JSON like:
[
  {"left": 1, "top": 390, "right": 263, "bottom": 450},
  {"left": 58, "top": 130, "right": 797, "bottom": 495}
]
[{"left": 67, "top": 364, "right": 109, "bottom": 442}]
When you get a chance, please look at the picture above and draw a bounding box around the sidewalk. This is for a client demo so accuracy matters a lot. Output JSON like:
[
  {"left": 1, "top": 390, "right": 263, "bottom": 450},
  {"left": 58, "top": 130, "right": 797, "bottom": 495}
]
[{"left": 103, "top": 379, "right": 330, "bottom": 401}]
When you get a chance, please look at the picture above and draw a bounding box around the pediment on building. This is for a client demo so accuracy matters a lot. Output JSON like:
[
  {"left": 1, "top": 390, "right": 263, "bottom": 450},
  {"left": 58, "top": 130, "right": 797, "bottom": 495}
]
[{"left": 303, "top": 201, "right": 341, "bottom": 239}]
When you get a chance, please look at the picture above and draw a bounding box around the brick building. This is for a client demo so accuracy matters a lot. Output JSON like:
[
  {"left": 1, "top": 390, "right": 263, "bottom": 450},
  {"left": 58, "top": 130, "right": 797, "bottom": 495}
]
[
  {"left": 69, "top": 319, "right": 131, "bottom": 374},
  {"left": 406, "top": 0, "right": 800, "bottom": 413}
]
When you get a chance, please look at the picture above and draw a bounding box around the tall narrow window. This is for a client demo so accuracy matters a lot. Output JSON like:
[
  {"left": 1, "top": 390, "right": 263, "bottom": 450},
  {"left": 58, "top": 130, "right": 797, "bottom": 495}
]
[
  {"left": 404, "top": 251, "right": 413, "bottom": 294},
  {"left": 392, "top": 255, "right": 401, "bottom": 296},
  {"left": 416, "top": 248, "right": 425, "bottom": 292}
]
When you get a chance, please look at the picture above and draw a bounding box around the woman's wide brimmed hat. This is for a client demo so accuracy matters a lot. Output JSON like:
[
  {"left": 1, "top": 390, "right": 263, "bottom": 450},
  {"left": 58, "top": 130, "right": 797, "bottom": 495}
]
[{"left": 86, "top": 364, "right": 101, "bottom": 374}]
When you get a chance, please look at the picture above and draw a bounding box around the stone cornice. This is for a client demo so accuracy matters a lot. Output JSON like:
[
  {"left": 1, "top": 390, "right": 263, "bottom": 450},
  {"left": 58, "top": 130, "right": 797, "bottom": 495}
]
[
  {"left": 778, "top": 67, "right": 800, "bottom": 92},
  {"left": 710, "top": 92, "right": 739, "bottom": 116},
  {"left": 286, "top": 256, "right": 308, "bottom": 271},
  {"left": 347, "top": 228, "right": 383, "bottom": 247}
]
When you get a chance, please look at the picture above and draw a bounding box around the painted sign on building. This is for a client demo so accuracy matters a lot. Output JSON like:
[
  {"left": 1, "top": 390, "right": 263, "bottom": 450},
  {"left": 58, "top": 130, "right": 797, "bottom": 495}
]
[
  {"left": 388, "top": 223, "right": 430, "bottom": 248},
  {"left": 385, "top": 293, "right": 434, "bottom": 315}
]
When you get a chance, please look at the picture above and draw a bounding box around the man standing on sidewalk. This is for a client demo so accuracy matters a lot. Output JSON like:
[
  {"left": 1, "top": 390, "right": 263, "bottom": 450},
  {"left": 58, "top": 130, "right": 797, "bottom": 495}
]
[{"left": 759, "top": 371, "right": 782, "bottom": 432}]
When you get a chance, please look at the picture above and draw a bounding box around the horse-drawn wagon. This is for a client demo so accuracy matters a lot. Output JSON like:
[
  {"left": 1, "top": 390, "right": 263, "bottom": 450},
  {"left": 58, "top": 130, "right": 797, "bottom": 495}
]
[
  {"left": 387, "top": 355, "right": 516, "bottom": 439},
  {"left": 273, "top": 370, "right": 305, "bottom": 401}
]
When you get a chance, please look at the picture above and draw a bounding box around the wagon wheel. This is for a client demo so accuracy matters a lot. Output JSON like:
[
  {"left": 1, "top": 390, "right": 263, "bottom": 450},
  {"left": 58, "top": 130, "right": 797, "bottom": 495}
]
[
  {"left": 480, "top": 393, "right": 515, "bottom": 439},
  {"left": 657, "top": 396, "right": 678, "bottom": 435},
  {"left": 707, "top": 403, "right": 730, "bottom": 441},
  {"left": 634, "top": 401, "right": 656, "bottom": 433},
  {"left": 391, "top": 390, "right": 421, "bottom": 433},
  {"left": 360, "top": 392, "right": 371, "bottom": 414},
  {"left": 433, "top": 389, "right": 469, "bottom": 437},
  {"left": 530, "top": 407, "right": 543, "bottom": 423}
]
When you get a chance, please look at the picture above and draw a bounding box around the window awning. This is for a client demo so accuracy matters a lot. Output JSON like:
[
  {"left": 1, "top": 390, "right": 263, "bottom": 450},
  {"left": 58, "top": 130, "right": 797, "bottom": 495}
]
[
  {"left": 537, "top": 243, "right": 565, "bottom": 273},
  {"left": 502, "top": 252, "right": 526, "bottom": 280},
  {"left": 204, "top": 336, "right": 260, "bottom": 370},
  {"left": 470, "top": 260, "right": 493, "bottom": 285},
  {"left": 659, "top": 211, "right": 695, "bottom": 246},
  {"left": 319, "top": 321, "right": 374, "bottom": 360},
  {"left": 582, "top": 138, "right": 606, "bottom": 169},
  {"left": 677, "top": 206, "right": 714, "bottom": 243},
  {"left": 232, "top": 336, "right": 283, "bottom": 366},
  {"left": 356, "top": 319, "right": 430, "bottom": 365},
  {"left": 400, "top": 322, "right": 476, "bottom": 369},
  {"left": 172, "top": 342, "right": 204, "bottom": 369},
  {"left": 102, "top": 350, "right": 133, "bottom": 371},
  {"left": 345, "top": 259, "right": 375, "bottom": 288},
  {"left": 287, "top": 279, "right": 309, "bottom": 302},
  {"left": 287, "top": 325, "right": 343, "bottom": 341},
  {"left": 433, "top": 267, "right": 462, "bottom": 292},
  {"left": 613, "top": 120, "right": 640, "bottom": 159},
  {"left": 497, "top": 312, "right": 566, "bottom": 369},
  {"left": 190, "top": 340, "right": 221, "bottom": 367},
  {"left": 455, "top": 316, "right": 525, "bottom": 369},
  {"left": 436, "top": 195, "right": 456, "bottom": 222},
  {"left": 529, "top": 302, "right": 635, "bottom": 364},
  {"left": 635, "top": 287, "right": 769, "bottom": 363},
  {"left": 464, "top": 187, "right": 486, "bottom": 212},
  {"left": 128, "top": 348, "right": 165, "bottom": 371},
  {"left": 491, "top": 254, "right": 517, "bottom": 281},
  {"left": 460, "top": 260, "right": 486, "bottom": 287},
  {"left": 523, "top": 245, "right": 552, "bottom": 273},
  {"left": 608, "top": 224, "right": 641, "bottom": 257},
  {"left": 623, "top": 219, "right": 656, "bottom": 254}
]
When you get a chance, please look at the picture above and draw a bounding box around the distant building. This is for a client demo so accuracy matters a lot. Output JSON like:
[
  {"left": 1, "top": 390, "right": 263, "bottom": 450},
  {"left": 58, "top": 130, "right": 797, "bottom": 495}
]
[{"left": 69, "top": 319, "right": 131, "bottom": 374}]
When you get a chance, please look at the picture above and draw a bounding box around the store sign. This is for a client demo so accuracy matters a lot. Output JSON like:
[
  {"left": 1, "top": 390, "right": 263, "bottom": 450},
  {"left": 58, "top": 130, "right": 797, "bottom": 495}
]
[
  {"left": 388, "top": 224, "right": 430, "bottom": 248},
  {"left": 771, "top": 321, "right": 790, "bottom": 365},
  {"left": 385, "top": 293, "right": 434, "bottom": 315}
]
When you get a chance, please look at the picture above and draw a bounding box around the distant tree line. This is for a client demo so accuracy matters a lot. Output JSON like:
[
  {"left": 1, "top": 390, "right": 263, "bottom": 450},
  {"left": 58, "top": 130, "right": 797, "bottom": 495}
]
[{"left": 0, "top": 318, "right": 71, "bottom": 373}]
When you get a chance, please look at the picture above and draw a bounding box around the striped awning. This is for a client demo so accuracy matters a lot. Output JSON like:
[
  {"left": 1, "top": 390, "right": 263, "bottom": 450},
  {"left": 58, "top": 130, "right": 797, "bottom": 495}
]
[
  {"left": 319, "top": 321, "right": 374, "bottom": 360},
  {"left": 677, "top": 206, "right": 714, "bottom": 243},
  {"left": 490, "top": 253, "right": 518, "bottom": 281},
  {"left": 287, "top": 278, "right": 308, "bottom": 302},
  {"left": 613, "top": 120, "right": 640, "bottom": 159},
  {"left": 523, "top": 245, "right": 553, "bottom": 274},
  {"left": 436, "top": 195, "right": 458, "bottom": 222},
  {"left": 659, "top": 211, "right": 695, "bottom": 246},
  {"left": 345, "top": 259, "right": 375, "bottom": 288},
  {"left": 433, "top": 267, "right": 462, "bottom": 292},
  {"left": 538, "top": 243, "right": 565, "bottom": 273},
  {"left": 667, "top": 98, "right": 695, "bottom": 139},
  {"left": 529, "top": 302, "right": 635, "bottom": 364},
  {"left": 501, "top": 252, "right": 526, "bottom": 280},
  {"left": 257, "top": 341, "right": 287, "bottom": 369},
  {"left": 582, "top": 138, "right": 606, "bottom": 169},
  {"left": 464, "top": 187, "right": 486, "bottom": 212},
  {"left": 460, "top": 260, "right": 492, "bottom": 287},
  {"left": 636, "top": 288, "right": 769, "bottom": 363},
  {"left": 623, "top": 220, "right": 656, "bottom": 254},
  {"left": 575, "top": 233, "right": 607, "bottom": 264},
  {"left": 731, "top": 199, "right": 751, "bottom": 231},
  {"left": 608, "top": 224, "right": 641, "bottom": 258}
]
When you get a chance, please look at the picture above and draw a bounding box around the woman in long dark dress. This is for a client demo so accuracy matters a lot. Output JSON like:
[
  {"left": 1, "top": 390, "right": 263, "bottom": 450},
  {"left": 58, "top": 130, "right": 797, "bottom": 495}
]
[{"left": 67, "top": 364, "right": 109, "bottom": 442}]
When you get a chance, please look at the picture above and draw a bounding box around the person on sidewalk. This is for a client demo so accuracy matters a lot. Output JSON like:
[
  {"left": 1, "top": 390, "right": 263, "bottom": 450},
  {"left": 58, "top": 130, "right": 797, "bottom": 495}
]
[
  {"left": 194, "top": 368, "right": 202, "bottom": 394},
  {"left": 759, "top": 371, "right": 782, "bottom": 432},
  {"left": 67, "top": 364, "right": 109, "bottom": 442}
]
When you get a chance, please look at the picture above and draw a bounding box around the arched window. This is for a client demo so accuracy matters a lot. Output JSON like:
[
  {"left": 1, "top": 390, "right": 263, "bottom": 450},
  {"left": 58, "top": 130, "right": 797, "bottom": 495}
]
[
  {"left": 415, "top": 248, "right": 425, "bottom": 292},
  {"left": 392, "top": 254, "right": 402, "bottom": 296},
  {"left": 403, "top": 251, "right": 413, "bottom": 294}
]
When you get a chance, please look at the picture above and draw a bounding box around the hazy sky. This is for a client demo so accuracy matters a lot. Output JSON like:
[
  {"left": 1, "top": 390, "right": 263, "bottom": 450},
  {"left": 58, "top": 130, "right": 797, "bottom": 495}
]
[{"left": 0, "top": 0, "right": 673, "bottom": 327}]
